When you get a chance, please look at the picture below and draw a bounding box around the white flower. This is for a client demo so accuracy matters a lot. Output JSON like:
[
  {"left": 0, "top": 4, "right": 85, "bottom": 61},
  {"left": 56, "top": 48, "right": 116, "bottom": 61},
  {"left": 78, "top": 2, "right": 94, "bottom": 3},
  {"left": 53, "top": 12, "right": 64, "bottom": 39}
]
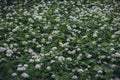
[
  {"left": 115, "top": 30, "right": 120, "bottom": 34},
  {"left": 65, "top": 48, "right": 68, "bottom": 51},
  {"left": 43, "top": 25, "right": 49, "bottom": 29},
  {"left": 111, "top": 34, "right": 116, "bottom": 38},
  {"left": 112, "top": 78, "right": 120, "bottom": 80},
  {"left": 3, "top": 43, "right": 8, "bottom": 47},
  {"left": 86, "top": 54, "right": 92, "bottom": 58},
  {"left": 11, "top": 73, "right": 17, "bottom": 76},
  {"left": 41, "top": 38, "right": 46, "bottom": 43},
  {"left": 72, "top": 75, "right": 78, "bottom": 80},
  {"left": 6, "top": 53, "right": 12, "bottom": 57},
  {"left": 54, "top": 8, "right": 59, "bottom": 13},
  {"left": 58, "top": 56, "right": 65, "bottom": 61},
  {"left": 67, "top": 25, "right": 72, "bottom": 30},
  {"left": 28, "top": 49, "right": 33, "bottom": 53},
  {"left": 23, "top": 11, "right": 30, "bottom": 16},
  {"left": 36, "top": 45, "right": 41, "bottom": 48},
  {"left": 0, "top": 58, "right": 6, "bottom": 63},
  {"left": 100, "top": 26, "right": 105, "bottom": 30},
  {"left": 99, "top": 55, "right": 105, "bottom": 59},
  {"left": 35, "top": 15, "right": 42, "bottom": 20},
  {"left": 35, "top": 64, "right": 41, "bottom": 69},
  {"left": 48, "top": 35, "right": 53, "bottom": 41},
  {"left": 98, "top": 70, "right": 103, "bottom": 74},
  {"left": 17, "top": 64, "right": 22, "bottom": 67},
  {"left": 110, "top": 64, "right": 116, "bottom": 68},
  {"left": 21, "top": 73, "right": 29, "bottom": 78},
  {"left": 92, "top": 41, "right": 96, "bottom": 44},
  {"left": 24, "top": 64, "right": 28, "bottom": 67},
  {"left": 46, "top": 66, "right": 51, "bottom": 71},
  {"left": 112, "top": 52, "right": 120, "bottom": 57},
  {"left": 31, "top": 32, "right": 36, "bottom": 35},
  {"left": 52, "top": 47, "right": 57, "bottom": 50},
  {"left": 50, "top": 60, "right": 55, "bottom": 63},
  {"left": 35, "top": 58, "right": 40, "bottom": 62},
  {"left": 51, "top": 74, "right": 55, "bottom": 78},
  {"left": 82, "top": 35, "right": 87, "bottom": 39},
  {"left": 28, "top": 18, "right": 34, "bottom": 23},
  {"left": 110, "top": 48, "right": 115, "bottom": 51},
  {"left": 6, "top": 49, "right": 13, "bottom": 54},
  {"left": 25, "top": 35, "right": 30, "bottom": 38},
  {"left": 77, "top": 69, "right": 84, "bottom": 73},
  {"left": 76, "top": 48, "right": 81, "bottom": 51},
  {"left": 68, "top": 50, "right": 76, "bottom": 54},
  {"left": 72, "top": 69, "right": 76, "bottom": 72},
  {"left": 60, "top": 43, "right": 67, "bottom": 47},
  {"left": 0, "top": 47, "right": 6, "bottom": 52},
  {"left": 77, "top": 53, "right": 82, "bottom": 60},
  {"left": 66, "top": 57, "right": 72, "bottom": 61},
  {"left": 52, "top": 30, "right": 60, "bottom": 34},
  {"left": 22, "top": 41, "right": 28, "bottom": 45},
  {"left": 29, "top": 59, "right": 34, "bottom": 63},
  {"left": 17, "top": 67, "right": 26, "bottom": 71},
  {"left": 93, "top": 32, "right": 97, "bottom": 37}
]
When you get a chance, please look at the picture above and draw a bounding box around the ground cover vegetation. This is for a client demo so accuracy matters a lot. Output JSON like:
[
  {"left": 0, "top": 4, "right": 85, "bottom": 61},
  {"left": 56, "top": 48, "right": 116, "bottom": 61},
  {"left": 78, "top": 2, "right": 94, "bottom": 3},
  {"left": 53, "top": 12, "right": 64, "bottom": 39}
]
[{"left": 0, "top": 0, "right": 120, "bottom": 80}]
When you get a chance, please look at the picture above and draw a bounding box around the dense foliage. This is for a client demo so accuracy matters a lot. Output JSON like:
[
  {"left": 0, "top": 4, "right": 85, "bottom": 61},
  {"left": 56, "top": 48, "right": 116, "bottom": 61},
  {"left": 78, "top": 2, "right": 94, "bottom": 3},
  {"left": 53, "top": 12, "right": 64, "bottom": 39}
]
[{"left": 0, "top": 0, "right": 120, "bottom": 80}]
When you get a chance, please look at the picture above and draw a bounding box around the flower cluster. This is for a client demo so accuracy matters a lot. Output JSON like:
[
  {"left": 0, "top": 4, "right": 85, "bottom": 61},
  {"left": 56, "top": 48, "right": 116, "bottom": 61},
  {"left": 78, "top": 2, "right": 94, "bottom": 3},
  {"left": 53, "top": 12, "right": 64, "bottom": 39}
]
[{"left": 0, "top": 0, "right": 120, "bottom": 80}]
